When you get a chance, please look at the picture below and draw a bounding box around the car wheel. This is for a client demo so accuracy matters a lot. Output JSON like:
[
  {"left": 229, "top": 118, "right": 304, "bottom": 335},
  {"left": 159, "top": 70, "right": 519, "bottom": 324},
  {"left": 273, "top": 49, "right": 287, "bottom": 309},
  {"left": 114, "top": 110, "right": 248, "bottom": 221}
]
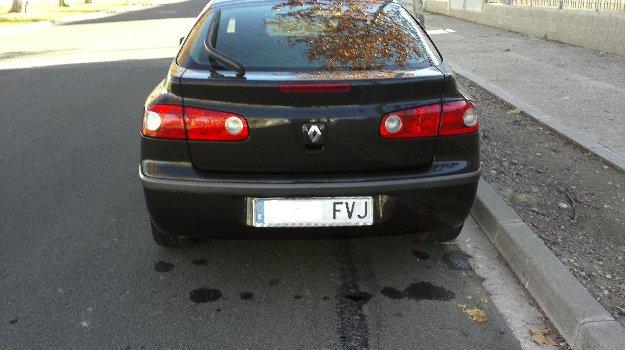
[
  {"left": 149, "top": 220, "right": 180, "bottom": 248},
  {"left": 417, "top": 224, "right": 464, "bottom": 243}
]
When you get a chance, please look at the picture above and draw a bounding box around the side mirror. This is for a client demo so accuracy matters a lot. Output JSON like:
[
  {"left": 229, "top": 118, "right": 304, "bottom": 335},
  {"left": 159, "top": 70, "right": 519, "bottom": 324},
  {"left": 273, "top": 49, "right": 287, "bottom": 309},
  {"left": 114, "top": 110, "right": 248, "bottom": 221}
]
[{"left": 179, "top": 36, "right": 185, "bottom": 45}]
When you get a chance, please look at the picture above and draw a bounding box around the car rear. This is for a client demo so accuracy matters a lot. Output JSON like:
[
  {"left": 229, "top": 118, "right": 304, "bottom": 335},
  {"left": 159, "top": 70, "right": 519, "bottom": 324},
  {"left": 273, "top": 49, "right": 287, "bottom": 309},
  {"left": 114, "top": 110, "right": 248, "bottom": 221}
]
[{"left": 139, "top": 0, "right": 480, "bottom": 246}]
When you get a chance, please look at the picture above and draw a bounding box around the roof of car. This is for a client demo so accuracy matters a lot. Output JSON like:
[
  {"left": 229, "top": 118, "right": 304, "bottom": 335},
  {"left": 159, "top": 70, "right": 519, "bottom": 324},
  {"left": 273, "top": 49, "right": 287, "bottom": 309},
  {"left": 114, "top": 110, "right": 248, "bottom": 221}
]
[
  {"left": 198, "top": 0, "right": 406, "bottom": 23},
  {"left": 209, "top": 0, "right": 403, "bottom": 7}
]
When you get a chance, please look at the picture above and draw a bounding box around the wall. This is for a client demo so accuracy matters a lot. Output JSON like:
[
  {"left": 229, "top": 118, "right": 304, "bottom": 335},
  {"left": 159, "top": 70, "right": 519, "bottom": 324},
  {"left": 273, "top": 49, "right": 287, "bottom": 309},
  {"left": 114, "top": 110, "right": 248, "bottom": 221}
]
[{"left": 426, "top": 1, "right": 625, "bottom": 57}]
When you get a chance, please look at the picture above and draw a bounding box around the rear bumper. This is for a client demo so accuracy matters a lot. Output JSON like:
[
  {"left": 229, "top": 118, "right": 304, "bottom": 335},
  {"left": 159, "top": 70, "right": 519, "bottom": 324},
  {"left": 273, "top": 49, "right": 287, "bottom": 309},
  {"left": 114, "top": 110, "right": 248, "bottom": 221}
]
[
  {"left": 140, "top": 160, "right": 480, "bottom": 196},
  {"left": 139, "top": 160, "right": 480, "bottom": 238}
]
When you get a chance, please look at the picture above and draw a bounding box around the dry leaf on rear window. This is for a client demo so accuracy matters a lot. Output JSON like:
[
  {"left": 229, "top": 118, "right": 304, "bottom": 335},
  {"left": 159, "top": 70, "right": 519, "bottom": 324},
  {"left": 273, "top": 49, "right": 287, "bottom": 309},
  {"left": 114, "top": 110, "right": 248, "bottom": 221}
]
[{"left": 529, "top": 325, "right": 558, "bottom": 346}]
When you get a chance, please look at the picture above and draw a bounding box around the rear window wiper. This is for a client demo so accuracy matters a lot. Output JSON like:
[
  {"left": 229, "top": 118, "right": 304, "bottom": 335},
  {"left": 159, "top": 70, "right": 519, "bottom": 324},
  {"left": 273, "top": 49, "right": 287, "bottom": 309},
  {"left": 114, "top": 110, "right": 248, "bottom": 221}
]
[{"left": 204, "top": 10, "right": 246, "bottom": 78}]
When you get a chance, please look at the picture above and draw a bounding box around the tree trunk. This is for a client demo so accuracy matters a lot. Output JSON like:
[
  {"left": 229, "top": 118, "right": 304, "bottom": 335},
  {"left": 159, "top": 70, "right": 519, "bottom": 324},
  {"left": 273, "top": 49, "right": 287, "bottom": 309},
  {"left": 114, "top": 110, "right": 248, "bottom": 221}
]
[
  {"left": 59, "top": 0, "right": 69, "bottom": 7},
  {"left": 9, "top": 0, "right": 24, "bottom": 13}
]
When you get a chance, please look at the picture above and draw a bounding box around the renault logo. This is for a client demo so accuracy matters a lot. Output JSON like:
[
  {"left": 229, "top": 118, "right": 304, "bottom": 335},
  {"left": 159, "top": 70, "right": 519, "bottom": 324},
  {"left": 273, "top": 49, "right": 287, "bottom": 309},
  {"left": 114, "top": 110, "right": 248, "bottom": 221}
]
[
  {"left": 307, "top": 125, "right": 322, "bottom": 142},
  {"left": 302, "top": 123, "right": 326, "bottom": 146}
]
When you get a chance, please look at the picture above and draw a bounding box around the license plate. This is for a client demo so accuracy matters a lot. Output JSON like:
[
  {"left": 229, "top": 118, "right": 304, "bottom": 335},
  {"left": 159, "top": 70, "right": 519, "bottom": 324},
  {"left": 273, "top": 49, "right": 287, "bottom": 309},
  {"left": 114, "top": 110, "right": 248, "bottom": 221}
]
[{"left": 249, "top": 197, "right": 374, "bottom": 227}]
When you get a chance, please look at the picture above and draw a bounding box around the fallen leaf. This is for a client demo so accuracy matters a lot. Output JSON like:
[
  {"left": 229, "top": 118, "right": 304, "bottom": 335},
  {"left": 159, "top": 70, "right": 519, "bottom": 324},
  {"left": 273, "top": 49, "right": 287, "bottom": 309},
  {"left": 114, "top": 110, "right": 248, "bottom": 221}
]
[
  {"left": 529, "top": 326, "right": 558, "bottom": 346},
  {"left": 465, "top": 308, "right": 487, "bottom": 323},
  {"left": 502, "top": 188, "right": 538, "bottom": 205},
  {"left": 506, "top": 108, "right": 522, "bottom": 116}
]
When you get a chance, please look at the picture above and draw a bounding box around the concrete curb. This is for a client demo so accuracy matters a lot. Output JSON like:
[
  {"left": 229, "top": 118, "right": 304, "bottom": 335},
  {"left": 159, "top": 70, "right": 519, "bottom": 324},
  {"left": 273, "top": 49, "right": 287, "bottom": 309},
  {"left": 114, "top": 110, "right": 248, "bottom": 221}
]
[
  {"left": 471, "top": 179, "right": 625, "bottom": 350},
  {"left": 0, "top": 5, "right": 152, "bottom": 36},
  {"left": 51, "top": 5, "right": 155, "bottom": 25},
  {"left": 452, "top": 67, "right": 625, "bottom": 173},
  {"left": 0, "top": 12, "right": 111, "bottom": 37},
  {"left": 51, "top": 11, "right": 119, "bottom": 25},
  {"left": 0, "top": 21, "right": 52, "bottom": 36}
]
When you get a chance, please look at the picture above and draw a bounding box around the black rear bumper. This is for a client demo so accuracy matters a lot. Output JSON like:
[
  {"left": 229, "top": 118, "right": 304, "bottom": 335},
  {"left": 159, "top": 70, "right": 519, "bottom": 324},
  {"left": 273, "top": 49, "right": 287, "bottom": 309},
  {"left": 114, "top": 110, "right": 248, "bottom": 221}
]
[{"left": 140, "top": 160, "right": 480, "bottom": 238}]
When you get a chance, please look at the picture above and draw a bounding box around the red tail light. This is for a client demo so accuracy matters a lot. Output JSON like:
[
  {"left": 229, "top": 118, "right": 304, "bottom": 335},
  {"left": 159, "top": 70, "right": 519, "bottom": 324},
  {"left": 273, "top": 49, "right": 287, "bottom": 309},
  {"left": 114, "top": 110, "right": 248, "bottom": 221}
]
[
  {"left": 439, "top": 100, "right": 478, "bottom": 136},
  {"left": 142, "top": 104, "right": 186, "bottom": 140},
  {"left": 380, "top": 104, "right": 441, "bottom": 139},
  {"left": 141, "top": 105, "right": 248, "bottom": 142},
  {"left": 184, "top": 107, "right": 248, "bottom": 141},
  {"left": 380, "top": 100, "right": 478, "bottom": 139}
]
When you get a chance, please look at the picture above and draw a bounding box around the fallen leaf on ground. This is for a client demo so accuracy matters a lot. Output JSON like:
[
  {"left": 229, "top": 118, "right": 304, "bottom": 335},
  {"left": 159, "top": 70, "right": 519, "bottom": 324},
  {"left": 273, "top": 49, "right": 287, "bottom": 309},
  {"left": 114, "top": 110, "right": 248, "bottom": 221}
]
[
  {"left": 506, "top": 108, "right": 522, "bottom": 116},
  {"left": 529, "top": 326, "right": 558, "bottom": 346},
  {"left": 465, "top": 308, "right": 487, "bottom": 323},
  {"left": 502, "top": 188, "right": 538, "bottom": 205}
]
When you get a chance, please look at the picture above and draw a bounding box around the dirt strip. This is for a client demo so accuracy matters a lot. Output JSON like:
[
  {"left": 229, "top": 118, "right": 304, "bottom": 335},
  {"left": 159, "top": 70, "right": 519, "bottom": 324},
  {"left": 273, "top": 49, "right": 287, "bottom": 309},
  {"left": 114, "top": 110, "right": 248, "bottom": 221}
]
[{"left": 458, "top": 76, "right": 625, "bottom": 327}]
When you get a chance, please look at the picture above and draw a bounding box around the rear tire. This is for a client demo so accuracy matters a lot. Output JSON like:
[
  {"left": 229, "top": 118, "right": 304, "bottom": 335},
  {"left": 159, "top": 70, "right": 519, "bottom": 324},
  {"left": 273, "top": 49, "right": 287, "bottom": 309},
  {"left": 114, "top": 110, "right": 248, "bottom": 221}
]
[
  {"left": 417, "top": 224, "right": 464, "bottom": 243},
  {"left": 149, "top": 220, "right": 180, "bottom": 248}
]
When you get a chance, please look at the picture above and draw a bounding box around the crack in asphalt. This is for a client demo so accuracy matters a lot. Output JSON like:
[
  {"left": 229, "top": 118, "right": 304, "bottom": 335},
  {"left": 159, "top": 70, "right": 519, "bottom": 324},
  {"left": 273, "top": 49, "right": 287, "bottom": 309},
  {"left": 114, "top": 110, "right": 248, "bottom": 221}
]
[{"left": 335, "top": 240, "right": 371, "bottom": 350}]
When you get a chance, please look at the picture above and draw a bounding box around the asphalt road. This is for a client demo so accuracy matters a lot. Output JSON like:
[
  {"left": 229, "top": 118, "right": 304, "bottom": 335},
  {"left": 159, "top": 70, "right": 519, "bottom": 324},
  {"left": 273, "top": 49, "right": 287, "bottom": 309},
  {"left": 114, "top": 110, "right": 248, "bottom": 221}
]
[{"left": 1, "top": 1, "right": 544, "bottom": 349}]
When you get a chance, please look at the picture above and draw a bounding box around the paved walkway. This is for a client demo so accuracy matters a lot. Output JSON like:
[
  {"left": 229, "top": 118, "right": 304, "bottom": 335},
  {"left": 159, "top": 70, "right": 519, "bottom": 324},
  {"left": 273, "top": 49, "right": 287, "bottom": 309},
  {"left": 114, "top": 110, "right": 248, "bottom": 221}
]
[
  {"left": 0, "top": 1, "right": 200, "bottom": 70},
  {"left": 424, "top": 12, "right": 625, "bottom": 158}
]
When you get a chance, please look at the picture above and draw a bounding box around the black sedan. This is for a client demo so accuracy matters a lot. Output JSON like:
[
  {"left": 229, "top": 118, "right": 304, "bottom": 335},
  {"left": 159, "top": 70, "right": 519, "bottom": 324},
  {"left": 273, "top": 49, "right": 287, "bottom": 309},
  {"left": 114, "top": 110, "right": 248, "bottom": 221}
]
[{"left": 139, "top": 0, "right": 480, "bottom": 247}]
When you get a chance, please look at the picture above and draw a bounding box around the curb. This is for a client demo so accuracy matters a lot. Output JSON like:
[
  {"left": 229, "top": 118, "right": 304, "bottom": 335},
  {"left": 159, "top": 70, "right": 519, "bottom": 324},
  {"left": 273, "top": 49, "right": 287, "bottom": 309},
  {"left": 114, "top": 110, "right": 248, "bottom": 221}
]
[
  {"left": 51, "top": 11, "right": 118, "bottom": 25},
  {"left": 452, "top": 67, "right": 625, "bottom": 173},
  {"left": 51, "top": 4, "right": 154, "bottom": 25},
  {"left": 471, "top": 179, "right": 625, "bottom": 350},
  {"left": 0, "top": 13, "right": 109, "bottom": 36},
  {"left": 0, "top": 5, "right": 152, "bottom": 36},
  {"left": 0, "top": 14, "right": 109, "bottom": 37},
  {"left": 0, "top": 21, "right": 52, "bottom": 36}
]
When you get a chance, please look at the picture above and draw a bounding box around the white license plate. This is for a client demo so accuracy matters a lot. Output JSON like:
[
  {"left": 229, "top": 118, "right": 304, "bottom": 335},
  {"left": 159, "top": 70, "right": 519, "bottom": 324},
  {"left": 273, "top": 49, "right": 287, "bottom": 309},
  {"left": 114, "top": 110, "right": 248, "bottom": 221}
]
[{"left": 249, "top": 197, "right": 374, "bottom": 227}]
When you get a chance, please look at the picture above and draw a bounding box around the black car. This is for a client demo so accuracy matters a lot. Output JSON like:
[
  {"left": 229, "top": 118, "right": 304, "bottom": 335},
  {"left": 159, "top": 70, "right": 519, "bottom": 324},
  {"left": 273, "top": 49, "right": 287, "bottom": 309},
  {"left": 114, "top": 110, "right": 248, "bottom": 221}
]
[{"left": 139, "top": 0, "right": 480, "bottom": 247}]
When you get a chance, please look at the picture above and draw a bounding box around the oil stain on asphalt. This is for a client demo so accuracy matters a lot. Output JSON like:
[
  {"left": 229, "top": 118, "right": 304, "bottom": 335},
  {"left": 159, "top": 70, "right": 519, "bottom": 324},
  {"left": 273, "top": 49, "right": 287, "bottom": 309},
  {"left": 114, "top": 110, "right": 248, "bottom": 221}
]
[
  {"left": 380, "top": 286, "right": 406, "bottom": 299},
  {"left": 442, "top": 249, "right": 472, "bottom": 270},
  {"left": 411, "top": 249, "right": 431, "bottom": 260},
  {"left": 153, "top": 261, "right": 174, "bottom": 273},
  {"left": 189, "top": 288, "right": 222, "bottom": 303},
  {"left": 240, "top": 292, "right": 254, "bottom": 300},
  {"left": 381, "top": 282, "right": 455, "bottom": 301},
  {"left": 345, "top": 291, "right": 372, "bottom": 304},
  {"left": 191, "top": 258, "right": 207, "bottom": 266}
]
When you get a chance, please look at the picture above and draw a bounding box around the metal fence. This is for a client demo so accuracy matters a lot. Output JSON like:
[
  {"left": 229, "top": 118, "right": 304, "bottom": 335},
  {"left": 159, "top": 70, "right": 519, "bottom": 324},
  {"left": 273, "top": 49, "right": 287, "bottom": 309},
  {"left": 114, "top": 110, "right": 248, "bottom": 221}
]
[{"left": 489, "top": 0, "right": 625, "bottom": 12}]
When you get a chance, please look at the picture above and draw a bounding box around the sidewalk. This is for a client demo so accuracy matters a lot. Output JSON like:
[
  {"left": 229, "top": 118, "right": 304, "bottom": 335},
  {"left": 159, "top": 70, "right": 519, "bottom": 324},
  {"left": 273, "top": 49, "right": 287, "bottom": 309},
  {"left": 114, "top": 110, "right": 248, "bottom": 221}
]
[
  {"left": 0, "top": 0, "right": 198, "bottom": 70},
  {"left": 424, "top": 12, "right": 625, "bottom": 159}
]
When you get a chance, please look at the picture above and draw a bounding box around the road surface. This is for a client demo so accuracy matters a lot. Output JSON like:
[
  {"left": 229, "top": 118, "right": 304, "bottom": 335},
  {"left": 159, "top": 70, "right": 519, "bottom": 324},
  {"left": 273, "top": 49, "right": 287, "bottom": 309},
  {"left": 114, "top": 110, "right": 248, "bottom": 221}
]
[{"left": 1, "top": 1, "right": 553, "bottom": 348}]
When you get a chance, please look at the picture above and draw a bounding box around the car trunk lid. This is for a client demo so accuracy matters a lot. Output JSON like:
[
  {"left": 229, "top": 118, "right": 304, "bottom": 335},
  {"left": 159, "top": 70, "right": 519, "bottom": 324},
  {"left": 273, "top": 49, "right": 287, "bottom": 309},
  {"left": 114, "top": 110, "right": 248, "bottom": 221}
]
[{"left": 180, "top": 68, "right": 444, "bottom": 173}]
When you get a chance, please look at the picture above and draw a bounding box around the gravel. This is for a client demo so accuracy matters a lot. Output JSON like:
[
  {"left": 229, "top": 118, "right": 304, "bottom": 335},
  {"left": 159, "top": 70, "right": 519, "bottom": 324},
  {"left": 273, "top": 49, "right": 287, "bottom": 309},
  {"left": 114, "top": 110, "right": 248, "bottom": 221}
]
[{"left": 458, "top": 76, "right": 625, "bottom": 327}]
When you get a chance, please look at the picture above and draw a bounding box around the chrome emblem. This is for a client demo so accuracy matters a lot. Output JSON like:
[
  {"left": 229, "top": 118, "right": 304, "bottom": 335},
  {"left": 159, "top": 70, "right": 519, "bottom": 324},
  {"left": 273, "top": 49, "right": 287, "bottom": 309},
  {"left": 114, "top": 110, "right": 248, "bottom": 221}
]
[
  {"left": 307, "top": 125, "right": 322, "bottom": 142},
  {"left": 302, "top": 123, "right": 326, "bottom": 146}
]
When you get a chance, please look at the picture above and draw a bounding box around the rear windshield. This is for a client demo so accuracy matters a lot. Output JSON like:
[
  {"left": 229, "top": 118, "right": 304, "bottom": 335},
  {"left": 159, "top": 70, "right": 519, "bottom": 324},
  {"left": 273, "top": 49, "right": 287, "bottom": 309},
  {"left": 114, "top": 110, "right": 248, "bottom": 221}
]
[{"left": 177, "top": 0, "right": 434, "bottom": 72}]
